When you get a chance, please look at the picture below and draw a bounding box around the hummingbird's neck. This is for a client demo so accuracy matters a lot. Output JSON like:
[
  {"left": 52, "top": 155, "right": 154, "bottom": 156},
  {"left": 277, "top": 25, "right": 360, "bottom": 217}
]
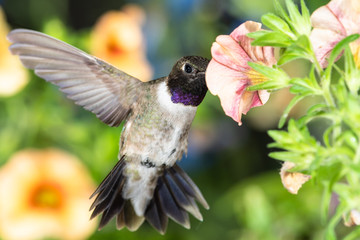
[{"left": 170, "top": 87, "right": 206, "bottom": 106}]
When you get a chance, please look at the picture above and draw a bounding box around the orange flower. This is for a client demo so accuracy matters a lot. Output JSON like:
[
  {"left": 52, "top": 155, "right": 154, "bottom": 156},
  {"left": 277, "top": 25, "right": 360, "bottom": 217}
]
[
  {"left": 90, "top": 4, "right": 153, "bottom": 82},
  {"left": 0, "top": 149, "right": 97, "bottom": 240},
  {"left": 206, "top": 21, "right": 276, "bottom": 125},
  {"left": 310, "top": 0, "right": 360, "bottom": 68},
  {"left": 0, "top": 7, "right": 28, "bottom": 96}
]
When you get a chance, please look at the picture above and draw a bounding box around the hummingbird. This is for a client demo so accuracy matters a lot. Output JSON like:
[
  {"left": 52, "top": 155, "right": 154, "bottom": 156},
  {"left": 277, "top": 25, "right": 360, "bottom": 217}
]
[{"left": 7, "top": 29, "right": 209, "bottom": 234}]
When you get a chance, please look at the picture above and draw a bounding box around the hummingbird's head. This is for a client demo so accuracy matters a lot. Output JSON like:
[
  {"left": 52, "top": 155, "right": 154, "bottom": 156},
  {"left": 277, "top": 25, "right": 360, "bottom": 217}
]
[{"left": 167, "top": 56, "right": 209, "bottom": 106}]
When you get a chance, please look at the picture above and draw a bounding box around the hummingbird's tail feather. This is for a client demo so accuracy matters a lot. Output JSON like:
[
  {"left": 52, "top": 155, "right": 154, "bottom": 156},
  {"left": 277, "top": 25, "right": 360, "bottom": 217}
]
[
  {"left": 116, "top": 201, "right": 145, "bottom": 231},
  {"left": 89, "top": 157, "right": 208, "bottom": 234},
  {"left": 89, "top": 157, "right": 145, "bottom": 231},
  {"left": 144, "top": 164, "right": 209, "bottom": 233}
]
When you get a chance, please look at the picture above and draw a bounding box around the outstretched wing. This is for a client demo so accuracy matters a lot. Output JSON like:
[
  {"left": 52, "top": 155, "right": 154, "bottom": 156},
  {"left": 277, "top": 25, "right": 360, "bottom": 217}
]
[{"left": 7, "top": 29, "right": 144, "bottom": 127}]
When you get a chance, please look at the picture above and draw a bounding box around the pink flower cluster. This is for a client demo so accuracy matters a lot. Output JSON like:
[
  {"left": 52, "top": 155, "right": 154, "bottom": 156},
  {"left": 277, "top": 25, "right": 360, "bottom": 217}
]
[{"left": 206, "top": 0, "right": 360, "bottom": 125}]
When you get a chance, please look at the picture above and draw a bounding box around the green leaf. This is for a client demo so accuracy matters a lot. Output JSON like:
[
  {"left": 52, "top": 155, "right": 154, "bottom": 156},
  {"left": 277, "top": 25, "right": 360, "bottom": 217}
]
[
  {"left": 268, "top": 151, "right": 299, "bottom": 162},
  {"left": 278, "top": 35, "right": 313, "bottom": 64},
  {"left": 331, "top": 81, "right": 348, "bottom": 105},
  {"left": 247, "top": 30, "right": 270, "bottom": 39},
  {"left": 287, "top": 119, "right": 303, "bottom": 140},
  {"left": 290, "top": 77, "right": 322, "bottom": 96},
  {"left": 344, "top": 45, "right": 356, "bottom": 75},
  {"left": 268, "top": 129, "right": 291, "bottom": 144},
  {"left": 274, "top": 0, "right": 291, "bottom": 24},
  {"left": 246, "top": 62, "right": 290, "bottom": 91},
  {"left": 285, "top": 0, "right": 311, "bottom": 35},
  {"left": 278, "top": 95, "right": 304, "bottom": 128},
  {"left": 247, "top": 62, "right": 277, "bottom": 76},
  {"left": 251, "top": 31, "right": 292, "bottom": 47},
  {"left": 246, "top": 80, "right": 284, "bottom": 91},
  {"left": 339, "top": 131, "right": 358, "bottom": 151},
  {"left": 278, "top": 52, "right": 304, "bottom": 65},
  {"left": 293, "top": 35, "right": 312, "bottom": 52},
  {"left": 323, "top": 124, "right": 336, "bottom": 148},
  {"left": 344, "top": 46, "right": 360, "bottom": 94},
  {"left": 300, "top": 0, "right": 311, "bottom": 27},
  {"left": 306, "top": 103, "right": 329, "bottom": 116},
  {"left": 285, "top": 0, "right": 302, "bottom": 27},
  {"left": 261, "top": 13, "right": 295, "bottom": 39},
  {"left": 330, "top": 34, "right": 360, "bottom": 64},
  {"left": 325, "top": 34, "right": 360, "bottom": 77},
  {"left": 320, "top": 183, "right": 332, "bottom": 224},
  {"left": 288, "top": 65, "right": 322, "bottom": 100}
]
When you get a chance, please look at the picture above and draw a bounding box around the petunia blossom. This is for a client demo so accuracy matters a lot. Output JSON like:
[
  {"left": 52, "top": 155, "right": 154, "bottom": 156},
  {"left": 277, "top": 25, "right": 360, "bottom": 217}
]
[
  {"left": 90, "top": 4, "right": 153, "bottom": 82},
  {"left": 310, "top": 0, "right": 360, "bottom": 68},
  {"left": 0, "top": 149, "right": 97, "bottom": 240},
  {"left": 206, "top": 21, "right": 276, "bottom": 125}
]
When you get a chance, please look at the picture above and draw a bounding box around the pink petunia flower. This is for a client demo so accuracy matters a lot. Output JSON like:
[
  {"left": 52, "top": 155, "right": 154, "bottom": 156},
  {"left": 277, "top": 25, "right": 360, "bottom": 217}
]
[
  {"left": 310, "top": 0, "right": 360, "bottom": 68},
  {"left": 206, "top": 21, "right": 276, "bottom": 125}
]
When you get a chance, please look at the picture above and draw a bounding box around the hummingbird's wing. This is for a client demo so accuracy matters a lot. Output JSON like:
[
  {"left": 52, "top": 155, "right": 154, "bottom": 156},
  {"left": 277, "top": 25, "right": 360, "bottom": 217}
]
[{"left": 7, "top": 29, "right": 143, "bottom": 127}]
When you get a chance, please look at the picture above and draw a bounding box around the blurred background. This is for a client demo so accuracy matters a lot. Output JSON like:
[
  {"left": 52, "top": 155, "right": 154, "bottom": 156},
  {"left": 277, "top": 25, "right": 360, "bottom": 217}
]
[{"left": 0, "top": 0, "right": 332, "bottom": 239}]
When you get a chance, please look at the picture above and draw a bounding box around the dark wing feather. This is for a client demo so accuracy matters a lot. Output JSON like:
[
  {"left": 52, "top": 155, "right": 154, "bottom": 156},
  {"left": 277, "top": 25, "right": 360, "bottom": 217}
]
[{"left": 7, "top": 29, "right": 144, "bottom": 127}]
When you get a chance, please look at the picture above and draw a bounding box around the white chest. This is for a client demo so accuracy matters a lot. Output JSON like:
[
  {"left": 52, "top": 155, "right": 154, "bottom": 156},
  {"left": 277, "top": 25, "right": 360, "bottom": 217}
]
[{"left": 156, "top": 81, "right": 196, "bottom": 117}]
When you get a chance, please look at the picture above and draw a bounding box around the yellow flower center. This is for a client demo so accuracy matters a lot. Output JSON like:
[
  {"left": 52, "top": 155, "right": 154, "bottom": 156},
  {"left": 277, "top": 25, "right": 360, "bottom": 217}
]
[
  {"left": 246, "top": 65, "right": 268, "bottom": 85},
  {"left": 29, "top": 182, "right": 63, "bottom": 210},
  {"left": 350, "top": 41, "right": 360, "bottom": 68}
]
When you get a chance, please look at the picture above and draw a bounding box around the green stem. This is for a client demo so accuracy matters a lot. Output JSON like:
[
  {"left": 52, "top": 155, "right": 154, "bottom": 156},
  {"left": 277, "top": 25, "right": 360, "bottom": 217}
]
[
  {"left": 327, "top": 203, "right": 348, "bottom": 240},
  {"left": 323, "top": 85, "right": 336, "bottom": 107},
  {"left": 312, "top": 51, "right": 336, "bottom": 107}
]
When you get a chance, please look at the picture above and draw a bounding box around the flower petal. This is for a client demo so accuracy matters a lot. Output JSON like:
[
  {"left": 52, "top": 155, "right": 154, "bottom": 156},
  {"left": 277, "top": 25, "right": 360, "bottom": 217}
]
[
  {"left": 311, "top": 5, "right": 345, "bottom": 34},
  {"left": 211, "top": 36, "right": 251, "bottom": 72},
  {"left": 310, "top": 0, "right": 360, "bottom": 68},
  {"left": 237, "top": 90, "right": 256, "bottom": 125},
  {"left": 344, "top": 209, "right": 360, "bottom": 227},
  {"left": 90, "top": 5, "right": 153, "bottom": 82},
  {"left": 206, "top": 58, "right": 249, "bottom": 123},
  {"left": 310, "top": 28, "right": 343, "bottom": 68},
  {"left": 0, "top": 149, "right": 97, "bottom": 240},
  {"left": 0, "top": 7, "right": 28, "bottom": 97},
  {"left": 230, "top": 21, "right": 276, "bottom": 66},
  {"left": 258, "top": 89, "right": 270, "bottom": 105},
  {"left": 206, "top": 21, "right": 276, "bottom": 125},
  {"left": 328, "top": 0, "right": 360, "bottom": 34},
  {"left": 280, "top": 161, "right": 311, "bottom": 194}
]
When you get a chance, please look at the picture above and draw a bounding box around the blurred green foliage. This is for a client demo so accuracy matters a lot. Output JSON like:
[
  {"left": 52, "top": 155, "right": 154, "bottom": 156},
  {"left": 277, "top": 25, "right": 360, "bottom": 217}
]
[{"left": 0, "top": 0, "right": 337, "bottom": 239}]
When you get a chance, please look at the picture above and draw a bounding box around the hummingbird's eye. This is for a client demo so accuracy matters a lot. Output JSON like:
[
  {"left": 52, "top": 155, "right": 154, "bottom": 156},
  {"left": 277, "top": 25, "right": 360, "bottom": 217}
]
[{"left": 183, "top": 63, "right": 193, "bottom": 74}]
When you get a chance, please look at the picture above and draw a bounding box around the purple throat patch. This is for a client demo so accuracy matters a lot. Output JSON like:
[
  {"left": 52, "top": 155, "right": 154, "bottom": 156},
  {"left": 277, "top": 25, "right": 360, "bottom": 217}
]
[{"left": 170, "top": 88, "right": 204, "bottom": 106}]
